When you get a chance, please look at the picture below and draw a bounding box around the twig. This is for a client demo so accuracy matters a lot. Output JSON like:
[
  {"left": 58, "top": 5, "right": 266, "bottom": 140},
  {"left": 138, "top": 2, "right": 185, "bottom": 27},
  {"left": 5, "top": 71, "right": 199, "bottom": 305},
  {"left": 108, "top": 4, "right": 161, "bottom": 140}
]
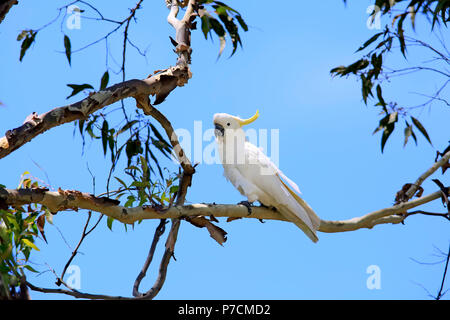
[
  {"left": 405, "top": 148, "right": 450, "bottom": 199},
  {"left": 436, "top": 244, "right": 450, "bottom": 300},
  {"left": 57, "top": 211, "right": 93, "bottom": 285},
  {"left": 132, "top": 219, "right": 167, "bottom": 297},
  {"left": 404, "top": 210, "right": 450, "bottom": 221}
]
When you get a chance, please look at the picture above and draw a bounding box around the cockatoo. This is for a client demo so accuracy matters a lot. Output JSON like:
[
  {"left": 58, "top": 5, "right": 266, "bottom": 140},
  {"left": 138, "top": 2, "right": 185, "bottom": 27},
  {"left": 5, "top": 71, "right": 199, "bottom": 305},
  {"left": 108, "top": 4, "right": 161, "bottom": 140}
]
[{"left": 213, "top": 110, "right": 321, "bottom": 242}]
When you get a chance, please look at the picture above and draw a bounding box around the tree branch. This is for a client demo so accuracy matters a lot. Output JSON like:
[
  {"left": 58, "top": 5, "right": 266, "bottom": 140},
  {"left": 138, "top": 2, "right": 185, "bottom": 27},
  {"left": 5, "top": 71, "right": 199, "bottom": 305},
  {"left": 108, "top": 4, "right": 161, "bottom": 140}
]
[
  {"left": 0, "top": 68, "right": 190, "bottom": 160},
  {"left": 0, "top": 0, "right": 18, "bottom": 24},
  {"left": 406, "top": 148, "right": 450, "bottom": 199},
  {"left": 0, "top": 0, "right": 197, "bottom": 161},
  {"left": 130, "top": 0, "right": 197, "bottom": 299},
  {"left": 1, "top": 187, "right": 448, "bottom": 233}
]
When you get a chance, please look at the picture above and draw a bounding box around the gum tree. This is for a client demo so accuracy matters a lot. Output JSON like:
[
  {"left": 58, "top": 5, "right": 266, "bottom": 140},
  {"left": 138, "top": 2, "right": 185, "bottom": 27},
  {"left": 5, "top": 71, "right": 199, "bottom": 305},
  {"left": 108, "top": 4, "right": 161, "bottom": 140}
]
[{"left": 0, "top": 0, "right": 449, "bottom": 299}]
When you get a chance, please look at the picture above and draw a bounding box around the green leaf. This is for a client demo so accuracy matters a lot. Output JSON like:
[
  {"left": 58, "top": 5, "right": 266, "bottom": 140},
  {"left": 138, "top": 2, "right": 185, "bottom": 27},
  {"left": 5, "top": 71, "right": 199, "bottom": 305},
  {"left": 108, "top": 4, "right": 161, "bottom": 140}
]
[
  {"left": 411, "top": 116, "right": 432, "bottom": 145},
  {"left": 169, "top": 185, "right": 179, "bottom": 195},
  {"left": 78, "top": 119, "right": 85, "bottom": 136},
  {"left": 23, "top": 265, "right": 39, "bottom": 273},
  {"left": 17, "top": 30, "right": 28, "bottom": 41},
  {"left": 64, "top": 35, "right": 72, "bottom": 66},
  {"left": 124, "top": 195, "right": 135, "bottom": 207},
  {"left": 114, "top": 177, "right": 128, "bottom": 189},
  {"left": 100, "top": 71, "right": 109, "bottom": 90},
  {"left": 107, "top": 216, "right": 114, "bottom": 230},
  {"left": 209, "top": 16, "right": 227, "bottom": 57},
  {"left": 22, "top": 239, "right": 39, "bottom": 251},
  {"left": 201, "top": 15, "right": 211, "bottom": 39},
  {"left": 217, "top": 11, "right": 241, "bottom": 56},
  {"left": 19, "top": 31, "right": 37, "bottom": 62},
  {"left": 66, "top": 84, "right": 94, "bottom": 99},
  {"left": 126, "top": 139, "right": 143, "bottom": 165}
]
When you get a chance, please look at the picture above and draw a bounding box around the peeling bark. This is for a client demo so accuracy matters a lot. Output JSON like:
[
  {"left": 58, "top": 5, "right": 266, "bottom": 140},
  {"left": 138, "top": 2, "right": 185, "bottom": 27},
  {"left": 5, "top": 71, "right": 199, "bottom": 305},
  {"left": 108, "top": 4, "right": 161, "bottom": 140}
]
[
  {"left": 0, "top": 0, "right": 18, "bottom": 24},
  {"left": 0, "top": 63, "right": 191, "bottom": 160},
  {"left": 1, "top": 187, "right": 447, "bottom": 234}
]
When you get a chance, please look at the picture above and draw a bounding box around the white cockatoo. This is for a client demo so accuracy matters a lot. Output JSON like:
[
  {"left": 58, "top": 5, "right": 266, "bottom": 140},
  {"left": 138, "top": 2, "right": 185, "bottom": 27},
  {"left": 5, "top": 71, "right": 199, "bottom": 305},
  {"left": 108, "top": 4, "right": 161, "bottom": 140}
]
[{"left": 213, "top": 110, "right": 321, "bottom": 242}]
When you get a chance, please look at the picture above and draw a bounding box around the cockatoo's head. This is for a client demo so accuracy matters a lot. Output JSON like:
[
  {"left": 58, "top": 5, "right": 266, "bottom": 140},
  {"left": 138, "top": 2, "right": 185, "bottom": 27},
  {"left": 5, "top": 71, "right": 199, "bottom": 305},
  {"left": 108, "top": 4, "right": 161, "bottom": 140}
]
[{"left": 213, "top": 110, "right": 259, "bottom": 138}]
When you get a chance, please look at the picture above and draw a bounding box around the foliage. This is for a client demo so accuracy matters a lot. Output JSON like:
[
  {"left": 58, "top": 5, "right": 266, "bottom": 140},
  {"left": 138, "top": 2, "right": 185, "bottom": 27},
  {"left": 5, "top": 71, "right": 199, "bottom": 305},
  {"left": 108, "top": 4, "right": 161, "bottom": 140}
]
[
  {"left": 106, "top": 156, "right": 179, "bottom": 230},
  {"left": 334, "top": 0, "right": 449, "bottom": 152},
  {"left": 198, "top": 0, "right": 248, "bottom": 57},
  {"left": 0, "top": 174, "right": 51, "bottom": 298}
]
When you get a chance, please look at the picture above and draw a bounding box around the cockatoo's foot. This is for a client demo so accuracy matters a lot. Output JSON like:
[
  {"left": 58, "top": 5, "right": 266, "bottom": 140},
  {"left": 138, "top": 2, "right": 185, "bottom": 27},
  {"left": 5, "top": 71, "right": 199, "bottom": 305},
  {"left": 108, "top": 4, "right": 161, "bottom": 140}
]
[
  {"left": 238, "top": 200, "right": 253, "bottom": 215},
  {"left": 258, "top": 202, "right": 278, "bottom": 212}
]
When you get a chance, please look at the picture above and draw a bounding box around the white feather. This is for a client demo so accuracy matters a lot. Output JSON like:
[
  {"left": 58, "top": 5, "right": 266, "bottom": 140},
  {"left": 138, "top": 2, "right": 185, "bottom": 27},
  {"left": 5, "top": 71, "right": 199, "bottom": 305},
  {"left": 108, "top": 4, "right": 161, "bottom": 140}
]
[{"left": 218, "top": 136, "right": 320, "bottom": 242}]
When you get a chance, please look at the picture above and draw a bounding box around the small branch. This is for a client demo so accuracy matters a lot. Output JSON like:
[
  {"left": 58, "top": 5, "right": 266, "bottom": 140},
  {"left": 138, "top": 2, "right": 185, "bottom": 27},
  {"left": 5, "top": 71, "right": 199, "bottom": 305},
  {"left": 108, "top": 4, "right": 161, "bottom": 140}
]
[
  {"left": 25, "top": 280, "right": 134, "bottom": 300},
  {"left": 436, "top": 245, "right": 450, "bottom": 300},
  {"left": 132, "top": 219, "right": 167, "bottom": 297},
  {"left": 406, "top": 148, "right": 450, "bottom": 199},
  {"left": 57, "top": 211, "right": 103, "bottom": 286},
  {"left": 133, "top": 69, "right": 196, "bottom": 298},
  {"left": 405, "top": 210, "right": 450, "bottom": 221}
]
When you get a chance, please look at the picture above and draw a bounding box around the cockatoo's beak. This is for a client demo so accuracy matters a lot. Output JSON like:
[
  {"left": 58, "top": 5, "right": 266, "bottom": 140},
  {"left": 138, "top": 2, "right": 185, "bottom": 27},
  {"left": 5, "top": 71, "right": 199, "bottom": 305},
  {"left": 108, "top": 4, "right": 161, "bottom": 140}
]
[
  {"left": 214, "top": 123, "right": 224, "bottom": 137},
  {"left": 237, "top": 110, "right": 259, "bottom": 126}
]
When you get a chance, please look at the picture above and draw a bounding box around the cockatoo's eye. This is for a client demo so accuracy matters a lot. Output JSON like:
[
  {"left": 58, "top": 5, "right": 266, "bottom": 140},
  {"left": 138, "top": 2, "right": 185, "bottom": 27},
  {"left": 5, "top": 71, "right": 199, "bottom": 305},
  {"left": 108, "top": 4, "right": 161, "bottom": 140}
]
[{"left": 227, "top": 123, "right": 231, "bottom": 126}]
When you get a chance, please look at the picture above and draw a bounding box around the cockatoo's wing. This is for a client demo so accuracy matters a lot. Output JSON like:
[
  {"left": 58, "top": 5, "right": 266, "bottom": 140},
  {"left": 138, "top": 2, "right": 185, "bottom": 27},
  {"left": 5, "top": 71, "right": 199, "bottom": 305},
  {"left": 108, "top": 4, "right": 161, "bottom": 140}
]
[{"left": 232, "top": 142, "right": 320, "bottom": 242}]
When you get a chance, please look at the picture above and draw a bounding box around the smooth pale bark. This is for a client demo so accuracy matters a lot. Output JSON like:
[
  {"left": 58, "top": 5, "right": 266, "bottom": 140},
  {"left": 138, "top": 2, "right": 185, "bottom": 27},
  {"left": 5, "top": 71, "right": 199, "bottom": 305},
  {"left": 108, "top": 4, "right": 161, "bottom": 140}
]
[{"left": 1, "top": 187, "right": 447, "bottom": 233}]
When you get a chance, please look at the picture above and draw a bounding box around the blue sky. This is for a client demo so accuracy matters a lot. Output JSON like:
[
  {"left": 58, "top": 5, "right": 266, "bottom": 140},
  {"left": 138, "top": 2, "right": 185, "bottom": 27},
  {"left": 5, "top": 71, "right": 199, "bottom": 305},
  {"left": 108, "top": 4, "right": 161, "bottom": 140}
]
[{"left": 1, "top": 0, "right": 449, "bottom": 299}]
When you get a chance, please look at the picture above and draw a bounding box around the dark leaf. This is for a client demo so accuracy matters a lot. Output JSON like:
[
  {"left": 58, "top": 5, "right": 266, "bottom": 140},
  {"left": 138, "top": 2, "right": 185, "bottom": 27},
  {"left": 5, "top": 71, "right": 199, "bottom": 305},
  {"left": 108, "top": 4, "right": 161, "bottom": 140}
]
[
  {"left": 201, "top": 15, "right": 211, "bottom": 39},
  {"left": 169, "top": 36, "right": 178, "bottom": 47},
  {"left": 411, "top": 116, "right": 432, "bottom": 145},
  {"left": 100, "top": 71, "right": 109, "bottom": 90},
  {"left": 64, "top": 35, "right": 71, "bottom": 66},
  {"left": 117, "top": 120, "right": 138, "bottom": 136},
  {"left": 101, "top": 120, "right": 109, "bottom": 156},
  {"left": 381, "top": 123, "right": 395, "bottom": 153},
  {"left": 235, "top": 15, "right": 248, "bottom": 32},
  {"left": 66, "top": 83, "right": 94, "bottom": 99},
  {"left": 36, "top": 214, "right": 47, "bottom": 244},
  {"left": 356, "top": 32, "right": 383, "bottom": 52},
  {"left": 397, "top": 14, "right": 407, "bottom": 57},
  {"left": 404, "top": 124, "right": 412, "bottom": 147},
  {"left": 19, "top": 31, "right": 37, "bottom": 62},
  {"left": 376, "top": 84, "right": 387, "bottom": 110}
]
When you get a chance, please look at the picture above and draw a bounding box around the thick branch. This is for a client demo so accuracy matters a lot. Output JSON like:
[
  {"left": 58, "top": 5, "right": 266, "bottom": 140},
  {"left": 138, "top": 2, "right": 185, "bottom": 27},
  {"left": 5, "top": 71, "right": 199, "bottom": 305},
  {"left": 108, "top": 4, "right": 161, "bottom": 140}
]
[
  {"left": 0, "top": 77, "right": 187, "bottom": 160},
  {"left": 0, "top": 0, "right": 18, "bottom": 24},
  {"left": 1, "top": 187, "right": 447, "bottom": 233},
  {"left": 0, "top": 66, "right": 191, "bottom": 159}
]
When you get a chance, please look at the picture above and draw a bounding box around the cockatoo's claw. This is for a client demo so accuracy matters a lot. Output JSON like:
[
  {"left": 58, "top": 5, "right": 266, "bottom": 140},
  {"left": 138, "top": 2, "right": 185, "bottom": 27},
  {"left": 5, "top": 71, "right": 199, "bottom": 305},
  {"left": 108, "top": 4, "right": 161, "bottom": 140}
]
[
  {"left": 259, "top": 201, "right": 278, "bottom": 212},
  {"left": 238, "top": 200, "right": 253, "bottom": 215}
]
